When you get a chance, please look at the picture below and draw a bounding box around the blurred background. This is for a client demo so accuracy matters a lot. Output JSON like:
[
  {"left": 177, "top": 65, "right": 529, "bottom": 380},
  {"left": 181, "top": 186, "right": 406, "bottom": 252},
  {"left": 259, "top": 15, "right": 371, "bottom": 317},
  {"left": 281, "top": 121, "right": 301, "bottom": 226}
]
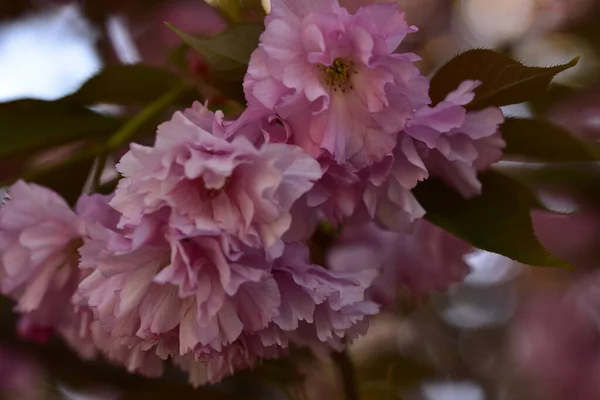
[{"left": 1, "top": 0, "right": 600, "bottom": 399}]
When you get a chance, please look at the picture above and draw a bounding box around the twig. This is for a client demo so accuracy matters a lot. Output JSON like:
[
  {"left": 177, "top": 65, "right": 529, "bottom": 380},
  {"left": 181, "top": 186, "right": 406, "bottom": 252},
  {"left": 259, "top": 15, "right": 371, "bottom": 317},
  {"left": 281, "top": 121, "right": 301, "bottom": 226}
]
[
  {"left": 107, "top": 84, "right": 187, "bottom": 149},
  {"left": 91, "top": 152, "right": 109, "bottom": 192},
  {"left": 332, "top": 348, "right": 359, "bottom": 400}
]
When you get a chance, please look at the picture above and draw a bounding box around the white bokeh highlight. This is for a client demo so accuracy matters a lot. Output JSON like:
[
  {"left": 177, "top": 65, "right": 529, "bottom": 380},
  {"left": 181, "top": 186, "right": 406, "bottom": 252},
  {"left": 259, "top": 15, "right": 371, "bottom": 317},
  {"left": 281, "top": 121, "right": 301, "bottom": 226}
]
[{"left": 0, "top": 4, "right": 100, "bottom": 102}]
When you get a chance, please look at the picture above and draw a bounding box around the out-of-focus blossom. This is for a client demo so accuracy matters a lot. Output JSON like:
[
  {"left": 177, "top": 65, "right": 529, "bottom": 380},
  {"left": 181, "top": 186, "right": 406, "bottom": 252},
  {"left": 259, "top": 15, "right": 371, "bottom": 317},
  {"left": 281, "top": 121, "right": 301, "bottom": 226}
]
[
  {"left": 133, "top": 0, "right": 227, "bottom": 67},
  {"left": 455, "top": 0, "right": 536, "bottom": 48},
  {"left": 455, "top": 0, "right": 594, "bottom": 49},
  {"left": 0, "top": 344, "right": 45, "bottom": 400},
  {"left": 0, "top": 181, "right": 83, "bottom": 335},
  {"left": 111, "top": 103, "right": 322, "bottom": 258},
  {"left": 533, "top": 207, "right": 600, "bottom": 270},
  {"left": 513, "top": 34, "right": 598, "bottom": 85},
  {"left": 243, "top": 0, "right": 429, "bottom": 168},
  {"left": 510, "top": 272, "right": 600, "bottom": 400},
  {"left": 329, "top": 220, "right": 471, "bottom": 306}
]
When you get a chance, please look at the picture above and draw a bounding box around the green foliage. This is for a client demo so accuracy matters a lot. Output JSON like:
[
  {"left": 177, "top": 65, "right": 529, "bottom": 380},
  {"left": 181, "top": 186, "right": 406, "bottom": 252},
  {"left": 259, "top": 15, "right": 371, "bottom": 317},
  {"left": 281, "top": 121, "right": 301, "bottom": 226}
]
[
  {"left": 413, "top": 171, "right": 571, "bottom": 269},
  {"left": 501, "top": 117, "right": 600, "bottom": 162},
  {"left": 231, "top": 348, "right": 311, "bottom": 400},
  {"left": 0, "top": 99, "right": 120, "bottom": 158},
  {"left": 166, "top": 23, "right": 263, "bottom": 103},
  {"left": 500, "top": 162, "right": 600, "bottom": 203},
  {"left": 429, "top": 49, "right": 579, "bottom": 109},
  {"left": 528, "top": 84, "right": 576, "bottom": 116},
  {"left": 206, "top": 0, "right": 266, "bottom": 24},
  {"left": 62, "top": 65, "right": 180, "bottom": 106},
  {"left": 28, "top": 156, "right": 95, "bottom": 206},
  {"left": 0, "top": 64, "right": 187, "bottom": 204},
  {"left": 167, "top": 23, "right": 262, "bottom": 71},
  {"left": 358, "top": 354, "right": 436, "bottom": 400}
]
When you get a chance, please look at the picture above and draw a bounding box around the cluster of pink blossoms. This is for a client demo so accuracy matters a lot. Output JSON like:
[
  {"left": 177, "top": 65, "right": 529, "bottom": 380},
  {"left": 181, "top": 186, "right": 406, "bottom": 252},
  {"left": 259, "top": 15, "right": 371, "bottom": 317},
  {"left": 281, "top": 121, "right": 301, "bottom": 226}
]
[{"left": 0, "top": 0, "right": 504, "bottom": 385}]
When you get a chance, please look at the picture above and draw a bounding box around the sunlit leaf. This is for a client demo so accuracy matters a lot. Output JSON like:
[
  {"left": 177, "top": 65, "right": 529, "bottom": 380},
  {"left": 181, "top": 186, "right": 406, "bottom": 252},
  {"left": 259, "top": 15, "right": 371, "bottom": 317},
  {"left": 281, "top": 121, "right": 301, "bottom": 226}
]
[
  {"left": 429, "top": 49, "right": 579, "bottom": 109},
  {"left": 501, "top": 117, "right": 600, "bottom": 161},
  {"left": 413, "top": 171, "right": 572, "bottom": 268},
  {"left": 62, "top": 65, "right": 179, "bottom": 106}
]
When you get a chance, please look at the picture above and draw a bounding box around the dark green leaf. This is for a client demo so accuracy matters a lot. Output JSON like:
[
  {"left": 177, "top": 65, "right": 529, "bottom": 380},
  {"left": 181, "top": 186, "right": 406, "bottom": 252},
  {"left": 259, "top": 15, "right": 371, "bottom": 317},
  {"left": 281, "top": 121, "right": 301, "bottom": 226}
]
[
  {"left": 413, "top": 171, "right": 571, "bottom": 268},
  {"left": 499, "top": 162, "right": 600, "bottom": 203},
  {"left": 528, "top": 84, "right": 575, "bottom": 117},
  {"left": 168, "top": 44, "right": 189, "bottom": 72},
  {"left": 232, "top": 348, "right": 311, "bottom": 400},
  {"left": 16, "top": 144, "right": 106, "bottom": 205},
  {"left": 429, "top": 49, "right": 579, "bottom": 109},
  {"left": 166, "top": 23, "right": 262, "bottom": 72},
  {"left": 207, "top": 0, "right": 243, "bottom": 23},
  {"left": 501, "top": 117, "right": 600, "bottom": 162},
  {"left": 166, "top": 23, "right": 262, "bottom": 103},
  {"left": 62, "top": 64, "right": 179, "bottom": 106},
  {"left": 206, "top": 0, "right": 266, "bottom": 24},
  {"left": 0, "top": 99, "right": 120, "bottom": 157},
  {"left": 25, "top": 152, "right": 95, "bottom": 206},
  {"left": 208, "top": 66, "right": 249, "bottom": 104}
]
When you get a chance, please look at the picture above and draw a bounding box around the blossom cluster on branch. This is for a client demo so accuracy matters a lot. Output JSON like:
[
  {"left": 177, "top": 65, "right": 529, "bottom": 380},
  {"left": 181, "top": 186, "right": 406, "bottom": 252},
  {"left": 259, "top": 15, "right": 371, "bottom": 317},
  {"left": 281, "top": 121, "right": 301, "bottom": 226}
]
[{"left": 0, "top": 0, "right": 505, "bottom": 386}]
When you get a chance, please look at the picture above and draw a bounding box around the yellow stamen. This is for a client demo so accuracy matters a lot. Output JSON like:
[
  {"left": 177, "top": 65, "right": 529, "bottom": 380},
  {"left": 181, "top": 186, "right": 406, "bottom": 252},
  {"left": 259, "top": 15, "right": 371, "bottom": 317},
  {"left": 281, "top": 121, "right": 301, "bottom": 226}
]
[{"left": 319, "top": 58, "right": 355, "bottom": 93}]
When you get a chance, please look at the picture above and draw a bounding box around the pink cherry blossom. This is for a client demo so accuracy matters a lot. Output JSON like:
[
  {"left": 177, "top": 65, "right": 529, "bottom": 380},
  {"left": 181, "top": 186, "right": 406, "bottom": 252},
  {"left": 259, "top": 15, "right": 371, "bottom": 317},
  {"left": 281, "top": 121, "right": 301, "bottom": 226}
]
[
  {"left": 405, "top": 80, "right": 505, "bottom": 197},
  {"left": 243, "top": 0, "right": 429, "bottom": 168},
  {"left": 329, "top": 220, "right": 471, "bottom": 306},
  {"left": 0, "top": 181, "right": 83, "bottom": 332},
  {"left": 111, "top": 104, "right": 322, "bottom": 258},
  {"left": 76, "top": 198, "right": 377, "bottom": 384},
  {"left": 510, "top": 273, "right": 600, "bottom": 400}
]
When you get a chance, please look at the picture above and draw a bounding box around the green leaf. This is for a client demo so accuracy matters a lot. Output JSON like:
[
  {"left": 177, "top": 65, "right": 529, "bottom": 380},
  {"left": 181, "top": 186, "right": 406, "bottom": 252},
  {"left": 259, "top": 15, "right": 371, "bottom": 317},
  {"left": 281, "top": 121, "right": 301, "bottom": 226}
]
[
  {"left": 501, "top": 117, "right": 600, "bottom": 162},
  {"left": 166, "top": 23, "right": 262, "bottom": 71},
  {"left": 166, "top": 23, "right": 262, "bottom": 103},
  {"left": 62, "top": 65, "right": 179, "bottom": 106},
  {"left": 499, "top": 162, "right": 600, "bottom": 203},
  {"left": 528, "top": 84, "right": 575, "bottom": 117},
  {"left": 0, "top": 99, "right": 120, "bottom": 157},
  {"left": 413, "top": 171, "right": 572, "bottom": 268},
  {"left": 168, "top": 44, "right": 189, "bottom": 72},
  {"left": 10, "top": 144, "right": 106, "bottom": 205},
  {"left": 429, "top": 49, "right": 579, "bottom": 110},
  {"left": 207, "top": 0, "right": 243, "bottom": 23},
  {"left": 232, "top": 348, "right": 311, "bottom": 400},
  {"left": 206, "top": 0, "right": 266, "bottom": 24},
  {"left": 26, "top": 153, "right": 95, "bottom": 206}
]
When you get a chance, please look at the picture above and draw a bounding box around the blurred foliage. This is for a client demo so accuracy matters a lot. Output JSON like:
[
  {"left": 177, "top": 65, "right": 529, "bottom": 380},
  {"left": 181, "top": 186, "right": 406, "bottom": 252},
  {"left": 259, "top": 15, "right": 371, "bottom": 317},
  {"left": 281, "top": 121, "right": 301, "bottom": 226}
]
[
  {"left": 0, "top": 99, "right": 120, "bottom": 158},
  {"left": 500, "top": 117, "right": 600, "bottom": 162},
  {"left": 414, "top": 171, "right": 571, "bottom": 269},
  {"left": 62, "top": 65, "right": 181, "bottom": 106}
]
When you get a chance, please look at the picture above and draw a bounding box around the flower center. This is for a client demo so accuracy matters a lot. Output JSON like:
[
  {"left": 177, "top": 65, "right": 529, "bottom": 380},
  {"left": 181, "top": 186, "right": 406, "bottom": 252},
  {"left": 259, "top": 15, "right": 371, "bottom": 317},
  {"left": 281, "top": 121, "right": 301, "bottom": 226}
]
[
  {"left": 198, "top": 177, "right": 227, "bottom": 199},
  {"left": 320, "top": 58, "right": 355, "bottom": 92}
]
